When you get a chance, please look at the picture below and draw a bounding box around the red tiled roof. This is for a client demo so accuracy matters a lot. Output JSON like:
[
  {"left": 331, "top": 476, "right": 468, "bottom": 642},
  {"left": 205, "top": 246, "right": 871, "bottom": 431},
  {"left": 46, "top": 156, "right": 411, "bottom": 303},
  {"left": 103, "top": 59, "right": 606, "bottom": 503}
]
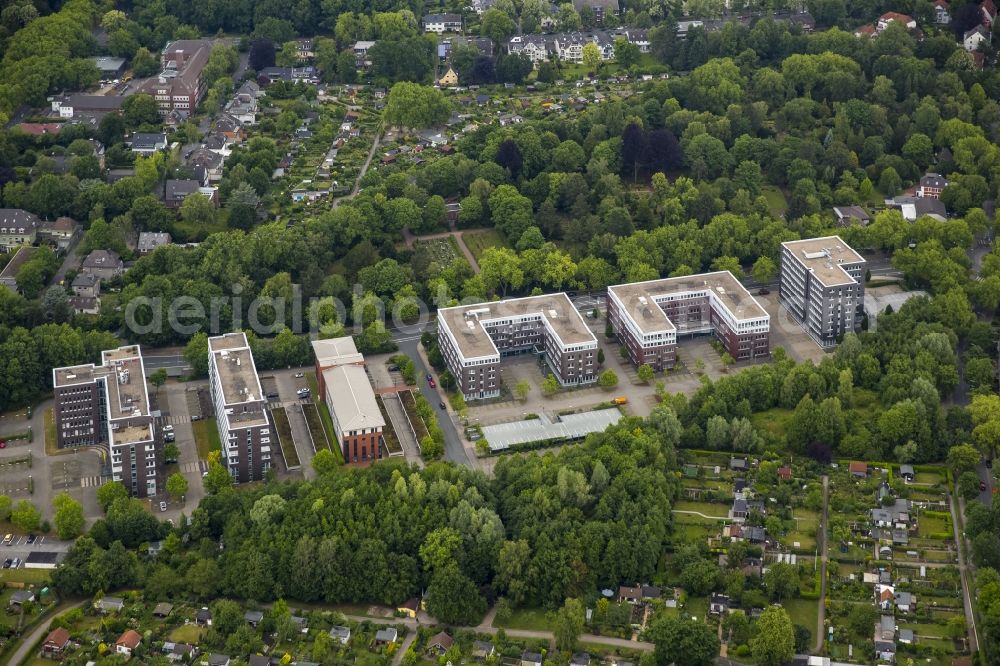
[
  {"left": 116, "top": 629, "right": 141, "bottom": 649},
  {"left": 45, "top": 627, "right": 70, "bottom": 647}
]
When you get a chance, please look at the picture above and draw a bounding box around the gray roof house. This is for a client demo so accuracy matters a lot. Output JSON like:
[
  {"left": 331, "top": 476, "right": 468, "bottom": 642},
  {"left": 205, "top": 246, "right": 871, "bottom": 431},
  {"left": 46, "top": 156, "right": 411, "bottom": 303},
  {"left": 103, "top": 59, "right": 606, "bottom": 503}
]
[
  {"left": 138, "top": 231, "right": 172, "bottom": 254},
  {"left": 375, "top": 627, "right": 398, "bottom": 643},
  {"left": 329, "top": 626, "right": 351, "bottom": 644},
  {"left": 0, "top": 208, "right": 40, "bottom": 251},
  {"left": 81, "top": 249, "right": 123, "bottom": 281},
  {"left": 130, "top": 133, "right": 168, "bottom": 155}
]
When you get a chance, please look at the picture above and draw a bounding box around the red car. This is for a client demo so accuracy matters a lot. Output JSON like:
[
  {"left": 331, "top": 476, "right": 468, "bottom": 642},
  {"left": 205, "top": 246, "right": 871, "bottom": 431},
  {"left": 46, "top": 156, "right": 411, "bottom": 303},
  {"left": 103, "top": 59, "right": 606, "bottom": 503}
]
[
  {"left": 428, "top": 379, "right": 436, "bottom": 388},
  {"left": 0, "top": 441, "right": 6, "bottom": 449}
]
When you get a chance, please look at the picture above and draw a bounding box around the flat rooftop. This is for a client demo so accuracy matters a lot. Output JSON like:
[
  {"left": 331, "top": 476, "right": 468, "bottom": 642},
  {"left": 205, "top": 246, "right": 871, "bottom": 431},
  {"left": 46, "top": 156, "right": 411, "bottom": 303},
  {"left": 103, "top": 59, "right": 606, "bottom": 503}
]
[
  {"left": 211, "top": 344, "right": 264, "bottom": 406},
  {"left": 782, "top": 236, "right": 865, "bottom": 287},
  {"left": 322, "top": 364, "right": 385, "bottom": 432},
  {"left": 312, "top": 336, "right": 364, "bottom": 367},
  {"left": 482, "top": 408, "right": 622, "bottom": 451},
  {"left": 609, "top": 271, "right": 767, "bottom": 334},
  {"left": 439, "top": 293, "right": 596, "bottom": 360}
]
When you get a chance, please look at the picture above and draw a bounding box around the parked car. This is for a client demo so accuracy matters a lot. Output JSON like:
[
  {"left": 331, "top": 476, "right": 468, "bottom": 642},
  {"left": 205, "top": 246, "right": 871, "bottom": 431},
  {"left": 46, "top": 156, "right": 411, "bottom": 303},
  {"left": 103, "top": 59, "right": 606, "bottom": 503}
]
[
  {"left": 160, "top": 501, "right": 168, "bottom": 511},
  {"left": 439, "top": 401, "right": 446, "bottom": 410},
  {"left": 163, "top": 424, "right": 174, "bottom": 432},
  {"left": 10, "top": 558, "right": 20, "bottom": 568},
  {"left": 191, "top": 415, "right": 202, "bottom": 421},
  {"left": 425, "top": 373, "right": 432, "bottom": 381},
  {"left": 3, "top": 534, "right": 12, "bottom": 546},
  {"left": 758, "top": 288, "right": 770, "bottom": 295},
  {"left": 0, "top": 441, "right": 6, "bottom": 449},
  {"left": 428, "top": 379, "right": 436, "bottom": 388},
  {"left": 981, "top": 481, "right": 988, "bottom": 492},
  {"left": 25, "top": 535, "right": 35, "bottom": 545},
  {"left": 3, "top": 559, "right": 11, "bottom": 569},
  {"left": 294, "top": 372, "right": 304, "bottom": 378}
]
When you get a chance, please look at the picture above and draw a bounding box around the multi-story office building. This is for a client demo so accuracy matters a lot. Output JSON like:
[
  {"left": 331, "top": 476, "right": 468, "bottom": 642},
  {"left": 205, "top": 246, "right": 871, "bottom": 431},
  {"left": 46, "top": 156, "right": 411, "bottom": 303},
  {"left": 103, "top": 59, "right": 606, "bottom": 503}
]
[
  {"left": 53, "top": 345, "right": 161, "bottom": 497},
  {"left": 437, "top": 294, "right": 598, "bottom": 401},
  {"left": 779, "top": 236, "right": 866, "bottom": 347},
  {"left": 139, "top": 39, "right": 212, "bottom": 115},
  {"left": 207, "top": 333, "right": 272, "bottom": 482},
  {"left": 607, "top": 272, "right": 770, "bottom": 371}
]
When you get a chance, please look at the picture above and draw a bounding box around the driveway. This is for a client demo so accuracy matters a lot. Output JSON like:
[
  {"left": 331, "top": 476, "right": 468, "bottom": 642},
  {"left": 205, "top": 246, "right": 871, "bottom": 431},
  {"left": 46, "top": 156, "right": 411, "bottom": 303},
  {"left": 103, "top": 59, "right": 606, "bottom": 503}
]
[{"left": 161, "top": 383, "right": 206, "bottom": 516}]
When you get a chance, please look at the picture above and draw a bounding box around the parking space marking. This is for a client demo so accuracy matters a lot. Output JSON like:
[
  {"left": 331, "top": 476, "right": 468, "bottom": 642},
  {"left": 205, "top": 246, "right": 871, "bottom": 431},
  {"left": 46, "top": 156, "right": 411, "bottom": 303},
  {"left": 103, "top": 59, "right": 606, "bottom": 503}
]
[{"left": 79, "top": 475, "right": 102, "bottom": 488}]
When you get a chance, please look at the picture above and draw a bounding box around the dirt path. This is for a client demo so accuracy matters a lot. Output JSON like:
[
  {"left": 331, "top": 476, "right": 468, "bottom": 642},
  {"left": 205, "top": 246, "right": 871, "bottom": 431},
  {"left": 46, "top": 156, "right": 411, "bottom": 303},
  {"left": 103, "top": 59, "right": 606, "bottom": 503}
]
[
  {"left": 815, "top": 474, "right": 828, "bottom": 653},
  {"left": 8, "top": 598, "right": 86, "bottom": 666},
  {"left": 332, "top": 130, "right": 382, "bottom": 207}
]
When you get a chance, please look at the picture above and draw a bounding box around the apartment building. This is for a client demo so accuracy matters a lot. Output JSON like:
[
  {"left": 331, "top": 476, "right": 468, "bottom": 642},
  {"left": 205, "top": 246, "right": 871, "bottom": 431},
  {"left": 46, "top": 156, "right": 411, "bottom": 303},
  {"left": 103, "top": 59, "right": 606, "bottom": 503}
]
[
  {"left": 139, "top": 39, "right": 212, "bottom": 114},
  {"left": 312, "top": 337, "right": 365, "bottom": 396},
  {"left": 323, "top": 364, "right": 385, "bottom": 464},
  {"left": 53, "top": 345, "right": 162, "bottom": 497},
  {"left": 207, "top": 333, "right": 272, "bottom": 483},
  {"left": 0, "top": 208, "right": 39, "bottom": 251},
  {"left": 437, "top": 294, "right": 598, "bottom": 401},
  {"left": 607, "top": 272, "right": 770, "bottom": 371},
  {"left": 779, "top": 236, "right": 866, "bottom": 347}
]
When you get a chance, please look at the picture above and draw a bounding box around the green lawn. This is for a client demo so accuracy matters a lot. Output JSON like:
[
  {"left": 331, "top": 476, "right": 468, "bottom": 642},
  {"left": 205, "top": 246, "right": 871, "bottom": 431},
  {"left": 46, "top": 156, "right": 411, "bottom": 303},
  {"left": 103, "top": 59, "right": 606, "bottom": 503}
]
[
  {"left": 782, "top": 598, "right": 819, "bottom": 635},
  {"left": 168, "top": 624, "right": 204, "bottom": 643},
  {"left": 749, "top": 407, "right": 793, "bottom": 440},
  {"left": 762, "top": 186, "right": 788, "bottom": 215},
  {"left": 496, "top": 607, "right": 555, "bottom": 631},
  {"left": 673, "top": 500, "right": 729, "bottom": 518},
  {"left": 191, "top": 418, "right": 221, "bottom": 460},
  {"left": 462, "top": 229, "right": 509, "bottom": 262}
]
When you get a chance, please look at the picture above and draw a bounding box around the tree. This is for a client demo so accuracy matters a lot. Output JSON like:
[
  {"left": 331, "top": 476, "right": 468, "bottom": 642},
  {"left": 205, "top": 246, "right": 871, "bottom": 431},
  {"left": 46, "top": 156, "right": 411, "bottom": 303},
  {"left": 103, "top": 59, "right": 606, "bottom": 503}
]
[
  {"left": 479, "top": 247, "right": 524, "bottom": 296},
  {"left": 763, "top": 562, "right": 799, "bottom": 601},
  {"left": 542, "top": 374, "right": 560, "bottom": 396},
  {"left": 249, "top": 39, "right": 277, "bottom": 71},
  {"left": 149, "top": 368, "right": 167, "bottom": 392},
  {"left": 180, "top": 194, "right": 217, "bottom": 226},
  {"left": 648, "top": 616, "right": 720, "bottom": 666},
  {"left": 312, "top": 449, "right": 338, "bottom": 475},
  {"left": 384, "top": 83, "right": 450, "bottom": 130},
  {"left": 184, "top": 333, "right": 210, "bottom": 378},
  {"left": 959, "top": 471, "right": 982, "bottom": 500},
  {"left": 582, "top": 42, "right": 602, "bottom": 71},
  {"left": 166, "top": 472, "right": 188, "bottom": 501},
  {"left": 752, "top": 256, "right": 778, "bottom": 284},
  {"left": 53, "top": 493, "right": 84, "bottom": 539},
  {"left": 515, "top": 380, "right": 531, "bottom": 402},
  {"left": 425, "top": 564, "right": 486, "bottom": 624},
  {"left": 948, "top": 444, "right": 982, "bottom": 474},
  {"left": 480, "top": 8, "right": 515, "bottom": 45},
  {"left": 552, "top": 598, "right": 585, "bottom": 651},
  {"left": 96, "top": 482, "right": 128, "bottom": 512},
  {"left": 598, "top": 369, "right": 618, "bottom": 388},
  {"left": 638, "top": 364, "right": 654, "bottom": 383},
  {"left": 751, "top": 606, "right": 795, "bottom": 666},
  {"left": 614, "top": 37, "right": 640, "bottom": 68},
  {"left": 204, "top": 462, "right": 234, "bottom": 494},
  {"left": 11, "top": 499, "right": 40, "bottom": 533}
]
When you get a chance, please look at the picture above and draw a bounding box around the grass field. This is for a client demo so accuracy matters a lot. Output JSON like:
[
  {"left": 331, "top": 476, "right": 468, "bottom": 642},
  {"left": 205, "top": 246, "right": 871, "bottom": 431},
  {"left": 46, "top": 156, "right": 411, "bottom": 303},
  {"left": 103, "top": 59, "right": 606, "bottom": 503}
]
[
  {"left": 783, "top": 598, "right": 819, "bottom": 635},
  {"left": 270, "top": 407, "right": 300, "bottom": 468},
  {"left": 191, "top": 418, "right": 221, "bottom": 460},
  {"left": 462, "top": 229, "right": 509, "bottom": 262},
  {"left": 674, "top": 500, "right": 729, "bottom": 518},
  {"left": 762, "top": 186, "right": 788, "bottom": 215},
  {"left": 168, "top": 624, "right": 204, "bottom": 643},
  {"left": 749, "top": 407, "right": 793, "bottom": 439},
  {"left": 496, "top": 607, "right": 554, "bottom": 631}
]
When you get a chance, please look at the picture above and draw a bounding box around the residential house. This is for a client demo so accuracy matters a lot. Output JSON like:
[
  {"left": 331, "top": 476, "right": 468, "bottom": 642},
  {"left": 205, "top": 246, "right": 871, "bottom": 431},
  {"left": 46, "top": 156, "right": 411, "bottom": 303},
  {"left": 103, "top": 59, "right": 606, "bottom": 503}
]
[
  {"left": 983, "top": 0, "right": 997, "bottom": 26},
  {"left": 508, "top": 35, "right": 553, "bottom": 63},
  {"left": 353, "top": 41, "right": 376, "bottom": 68},
  {"left": 208, "top": 655, "right": 232, "bottom": 666},
  {"left": 438, "top": 66, "right": 459, "bottom": 86},
  {"left": 571, "top": 0, "right": 619, "bottom": 23},
  {"left": 8, "top": 589, "right": 34, "bottom": 609},
  {"left": 0, "top": 208, "right": 40, "bottom": 250},
  {"left": 38, "top": 217, "right": 80, "bottom": 251},
  {"left": 296, "top": 38, "right": 315, "bottom": 61},
  {"left": 896, "top": 591, "right": 915, "bottom": 612},
  {"left": 95, "top": 596, "right": 125, "bottom": 613},
  {"left": 933, "top": 0, "right": 951, "bottom": 24},
  {"left": 196, "top": 607, "right": 212, "bottom": 626},
  {"left": 186, "top": 148, "right": 225, "bottom": 183},
  {"left": 107, "top": 168, "right": 135, "bottom": 183},
  {"left": 918, "top": 173, "right": 948, "bottom": 198},
  {"left": 473, "top": 641, "right": 495, "bottom": 660},
  {"left": 618, "top": 585, "right": 642, "bottom": 603},
  {"left": 116, "top": 629, "right": 142, "bottom": 657},
  {"left": 893, "top": 196, "right": 948, "bottom": 221},
  {"left": 452, "top": 36, "right": 495, "bottom": 58},
  {"left": 899, "top": 464, "right": 915, "bottom": 482},
  {"left": 745, "top": 526, "right": 767, "bottom": 544},
  {"left": 42, "top": 627, "right": 71, "bottom": 659},
  {"left": 226, "top": 81, "right": 259, "bottom": 124},
  {"left": 375, "top": 628, "right": 398, "bottom": 644},
  {"left": 877, "top": 614, "right": 895, "bottom": 641},
  {"left": 965, "top": 24, "right": 990, "bottom": 50},
  {"left": 130, "top": 133, "right": 167, "bottom": 155},
  {"left": 329, "top": 626, "right": 351, "bottom": 645},
  {"left": 522, "top": 652, "right": 544, "bottom": 666},
  {"left": 398, "top": 597, "right": 420, "bottom": 618},
  {"left": 709, "top": 593, "right": 730, "bottom": 614},
  {"left": 899, "top": 629, "right": 915, "bottom": 645},
  {"left": 138, "top": 232, "right": 172, "bottom": 255},
  {"left": 731, "top": 498, "right": 748, "bottom": 522},
  {"left": 50, "top": 93, "right": 125, "bottom": 119},
  {"left": 875, "top": 638, "right": 896, "bottom": 663},
  {"left": 203, "top": 132, "right": 233, "bottom": 156},
  {"left": 570, "top": 653, "right": 591, "bottom": 666},
  {"left": 498, "top": 113, "right": 524, "bottom": 126},
  {"left": 153, "top": 602, "right": 173, "bottom": 618},
  {"left": 849, "top": 461, "right": 868, "bottom": 478},
  {"left": 423, "top": 13, "right": 462, "bottom": 33},
  {"left": 164, "top": 179, "right": 202, "bottom": 209},
  {"left": 877, "top": 584, "right": 895, "bottom": 611},
  {"left": 214, "top": 113, "right": 246, "bottom": 141},
  {"left": 855, "top": 24, "right": 877, "bottom": 37},
  {"left": 291, "top": 616, "right": 309, "bottom": 634},
  {"left": 778, "top": 466, "right": 792, "bottom": 481},
  {"left": 871, "top": 499, "right": 912, "bottom": 530},
  {"left": 876, "top": 11, "right": 916, "bottom": 32},
  {"left": 244, "top": 610, "right": 264, "bottom": 627},
  {"left": 428, "top": 632, "right": 454, "bottom": 655},
  {"left": 833, "top": 206, "right": 871, "bottom": 227},
  {"left": 72, "top": 273, "right": 100, "bottom": 299},
  {"left": 641, "top": 585, "right": 661, "bottom": 600}
]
